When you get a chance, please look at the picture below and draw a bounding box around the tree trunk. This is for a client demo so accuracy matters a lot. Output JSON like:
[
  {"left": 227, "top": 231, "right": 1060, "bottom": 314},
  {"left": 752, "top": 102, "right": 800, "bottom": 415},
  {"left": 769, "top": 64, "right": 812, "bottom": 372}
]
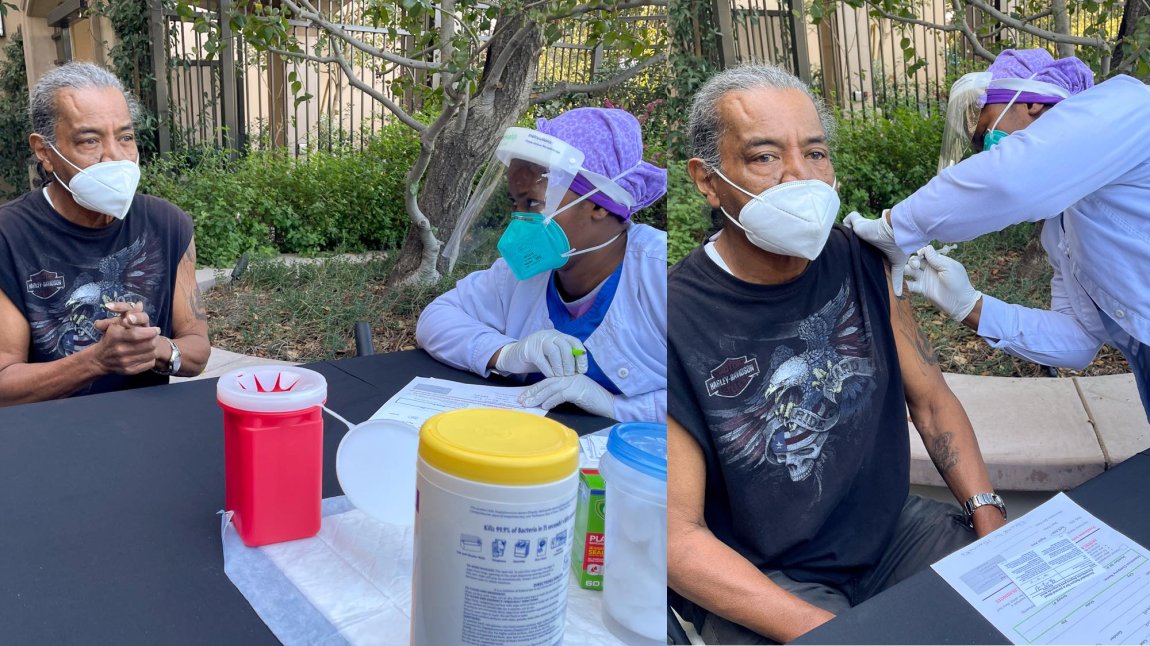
[
  {"left": 1112, "top": 0, "right": 1150, "bottom": 76},
  {"left": 390, "top": 17, "right": 543, "bottom": 285},
  {"left": 1050, "top": 0, "right": 1074, "bottom": 58}
]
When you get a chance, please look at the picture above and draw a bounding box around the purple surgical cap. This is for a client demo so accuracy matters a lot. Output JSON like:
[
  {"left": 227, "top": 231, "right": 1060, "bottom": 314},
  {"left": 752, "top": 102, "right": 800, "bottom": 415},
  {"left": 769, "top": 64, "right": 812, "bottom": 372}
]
[
  {"left": 984, "top": 48, "right": 1094, "bottom": 105},
  {"left": 535, "top": 107, "right": 667, "bottom": 220}
]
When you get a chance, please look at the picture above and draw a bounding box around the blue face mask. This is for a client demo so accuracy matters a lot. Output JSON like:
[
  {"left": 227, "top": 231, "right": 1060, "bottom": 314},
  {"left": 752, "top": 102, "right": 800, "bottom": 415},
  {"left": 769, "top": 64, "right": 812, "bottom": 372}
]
[
  {"left": 496, "top": 207, "right": 624, "bottom": 281},
  {"left": 981, "top": 87, "right": 1024, "bottom": 152},
  {"left": 982, "top": 128, "right": 1008, "bottom": 151},
  {"left": 497, "top": 212, "right": 574, "bottom": 280}
]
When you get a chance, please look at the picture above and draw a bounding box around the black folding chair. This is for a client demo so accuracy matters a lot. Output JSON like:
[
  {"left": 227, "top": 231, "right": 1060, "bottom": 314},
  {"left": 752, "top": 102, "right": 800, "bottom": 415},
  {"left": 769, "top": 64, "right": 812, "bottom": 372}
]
[{"left": 353, "top": 321, "right": 374, "bottom": 356}]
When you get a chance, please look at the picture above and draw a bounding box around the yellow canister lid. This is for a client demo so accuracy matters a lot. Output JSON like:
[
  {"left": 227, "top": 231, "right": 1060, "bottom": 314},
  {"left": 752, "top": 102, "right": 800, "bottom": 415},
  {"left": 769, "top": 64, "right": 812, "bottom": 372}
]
[{"left": 419, "top": 409, "right": 578, "bottom": 486}]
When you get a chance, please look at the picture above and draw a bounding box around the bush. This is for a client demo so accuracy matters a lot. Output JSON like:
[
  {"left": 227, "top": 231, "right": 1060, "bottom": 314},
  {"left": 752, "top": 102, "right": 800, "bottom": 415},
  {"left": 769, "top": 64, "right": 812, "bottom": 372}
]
[
  {"left": 832, "top": 107, "right": 945, "bottom": 218},
  {"left": 140, "top": 121, "right": 420, "bottom": 267},
  {"left": 667, "top": 160, "right": 711, "bottom": 264},
  {"left": 0, "top": 31, "right": 30, "bottom": 200}
]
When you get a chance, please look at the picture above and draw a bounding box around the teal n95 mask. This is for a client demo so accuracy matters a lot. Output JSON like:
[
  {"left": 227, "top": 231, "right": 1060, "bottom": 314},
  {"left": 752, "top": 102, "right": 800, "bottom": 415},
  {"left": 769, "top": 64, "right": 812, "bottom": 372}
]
[
  {"left": 47, "top": 140, "right": 140, "bottom": 220},
  {"left": 713, "top": 170, "right": 840, "bottom": 260},
  {"left": 496, "top": 198, "right": 623, "bottom": 281}
]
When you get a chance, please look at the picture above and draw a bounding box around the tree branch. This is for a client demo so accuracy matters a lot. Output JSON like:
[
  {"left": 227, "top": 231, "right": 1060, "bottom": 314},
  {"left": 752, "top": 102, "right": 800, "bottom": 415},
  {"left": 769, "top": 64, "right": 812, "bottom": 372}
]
[
  {"left": 483, "top": 25, "right": 536, "bottom": 91},
  {"left": 267, "top": 45, "right": 428, "bottom": 132},
  {"left": 547, "top": 0, "right": 667, "bottom": 20},
  {"left": 872, "top": 6, "right": 960, "bottom": 32},
  {"left": 279, "top": 0, "right": 445, "bottom": 70},
  {"left": 530, "top": 51, "right": 667, "bottom": 103},
  {"left": 966, "top": 0, "right": 1110, "bottom": 48},
  {"left": 400, "top": 103, "right": 462, "bottom": 285},
  {"left": 982, "top": 8, "right": 1053, "bottom": 39},
  {"left": 950, "top": 0, "right": 996, "bottom": 62}
]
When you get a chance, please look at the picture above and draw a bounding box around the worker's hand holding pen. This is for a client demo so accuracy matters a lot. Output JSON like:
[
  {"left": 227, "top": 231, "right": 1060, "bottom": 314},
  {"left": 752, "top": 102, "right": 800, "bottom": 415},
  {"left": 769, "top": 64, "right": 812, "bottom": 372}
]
[{"left": 494, "top": 329, "right": 589, "bottom": 377}]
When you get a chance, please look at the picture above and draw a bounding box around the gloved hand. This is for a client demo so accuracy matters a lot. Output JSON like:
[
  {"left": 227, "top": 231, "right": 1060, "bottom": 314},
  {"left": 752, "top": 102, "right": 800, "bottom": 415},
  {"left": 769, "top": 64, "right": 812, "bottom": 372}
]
[
  {"left": 905, "top": 245, "right": 982, "bottom": 322},
  {"left": 495, "top": 330, "right": 588, "bottom": 377},
  {"left": 843, "top": 211, "right": 910, "bottom": 297},
  {"left": 519, "top": 374, "right": 615, "bottom": 419}
]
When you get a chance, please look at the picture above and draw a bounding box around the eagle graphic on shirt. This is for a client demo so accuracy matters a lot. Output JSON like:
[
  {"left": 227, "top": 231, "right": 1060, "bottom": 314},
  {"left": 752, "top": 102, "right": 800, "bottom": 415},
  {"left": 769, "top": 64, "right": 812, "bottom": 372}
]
[
  {"left": 714, "top": 280, "right": 877, "bottom": 484},
  {"left": 26, "top": 233, "right": 165, "bottom": 359}
]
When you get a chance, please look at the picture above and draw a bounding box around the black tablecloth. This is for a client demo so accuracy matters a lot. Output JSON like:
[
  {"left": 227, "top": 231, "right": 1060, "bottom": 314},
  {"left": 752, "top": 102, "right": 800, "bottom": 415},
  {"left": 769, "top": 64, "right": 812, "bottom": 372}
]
[
  {"left": 794, "top": 451, "right": 1150, "bottom": 645},
  {"left": 0, "top": 350, "right": 613, "bottom": 644}
]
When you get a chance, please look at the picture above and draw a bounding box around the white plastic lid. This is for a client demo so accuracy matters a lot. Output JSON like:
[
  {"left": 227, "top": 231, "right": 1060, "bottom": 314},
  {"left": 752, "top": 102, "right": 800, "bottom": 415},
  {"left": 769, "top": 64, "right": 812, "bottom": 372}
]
[
  {"left": 216, "top": 366, "right": 328, "bottom": 413},
  {"left": 336, "top": 419, "right": 419, "bottom": 527}
]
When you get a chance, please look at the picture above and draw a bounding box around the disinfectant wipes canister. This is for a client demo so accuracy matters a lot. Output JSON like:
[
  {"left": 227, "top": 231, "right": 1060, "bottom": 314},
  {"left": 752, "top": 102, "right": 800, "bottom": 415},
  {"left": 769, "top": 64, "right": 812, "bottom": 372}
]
[{"left": 410, "top": 408, "right": 579, "bottom": 646}]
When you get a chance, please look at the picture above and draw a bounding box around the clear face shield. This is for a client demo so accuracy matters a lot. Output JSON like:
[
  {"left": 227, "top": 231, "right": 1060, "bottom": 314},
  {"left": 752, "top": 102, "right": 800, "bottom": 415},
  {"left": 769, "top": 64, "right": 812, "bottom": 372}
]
[
  {"left": 938, "top": 72, "right": 1071, "bottom": 173},
  {"left": 938, "top": 72, "right": 992, "bottom": 174},
  {"left": 442, "top": 127, "right": 585, "bottom": 273}
]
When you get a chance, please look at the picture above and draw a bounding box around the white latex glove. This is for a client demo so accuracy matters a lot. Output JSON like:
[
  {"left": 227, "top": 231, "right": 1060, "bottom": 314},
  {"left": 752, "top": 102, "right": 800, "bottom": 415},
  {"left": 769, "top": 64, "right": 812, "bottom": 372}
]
[
  {"left": 843, "top": 210, "right": 910, "bottom": 297},
  {"left": 519, "top": 374, "right": 615, "bottom": 419},
  {"left": 495, "top": 330, "right": 589, "bottom": 377},
  {"left": 905, "top": 245, "right": 982, "bottom": 322}
]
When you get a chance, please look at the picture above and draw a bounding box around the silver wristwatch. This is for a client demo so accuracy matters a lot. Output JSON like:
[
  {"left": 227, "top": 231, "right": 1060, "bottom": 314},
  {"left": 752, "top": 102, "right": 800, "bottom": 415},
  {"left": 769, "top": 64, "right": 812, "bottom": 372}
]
[
  {"left": 963, "top": 492, "right": 1007, "bottom": 528},
  {"left": 153, "top": 337, "right": 182, "bottom": 376}
]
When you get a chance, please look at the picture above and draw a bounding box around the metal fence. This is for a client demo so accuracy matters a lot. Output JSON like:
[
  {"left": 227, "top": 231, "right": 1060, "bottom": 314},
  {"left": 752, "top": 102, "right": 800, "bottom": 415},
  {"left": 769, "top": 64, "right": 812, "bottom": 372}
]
[
  {"left": 154, "top": 2, "right": 666, "bottom": 157},
  {"left": 159, "top": 0, "right": 404, "bottom": 155},
  {"left": 718, "top": 0, "right": 1119, "bottom": 117},
  {"left": 535, "top": 7, "right": 667, "bottom": 90}
]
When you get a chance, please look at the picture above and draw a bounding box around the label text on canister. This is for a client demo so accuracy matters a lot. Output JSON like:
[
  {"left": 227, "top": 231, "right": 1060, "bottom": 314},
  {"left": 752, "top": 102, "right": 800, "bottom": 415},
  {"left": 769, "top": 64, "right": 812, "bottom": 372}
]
[{"left": 412, "top": 473, "right": 577, "bottom": 646}]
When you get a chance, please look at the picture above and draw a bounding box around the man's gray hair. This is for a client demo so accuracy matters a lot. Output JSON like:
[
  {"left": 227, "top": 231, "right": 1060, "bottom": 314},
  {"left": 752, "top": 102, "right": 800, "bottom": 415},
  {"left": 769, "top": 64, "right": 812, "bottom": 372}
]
[
  {"left": 688, "top": 64, "right": 837, "bottom": 171},
  {"left": 30, "top": 62, "right": 140, "bottom": 144}
]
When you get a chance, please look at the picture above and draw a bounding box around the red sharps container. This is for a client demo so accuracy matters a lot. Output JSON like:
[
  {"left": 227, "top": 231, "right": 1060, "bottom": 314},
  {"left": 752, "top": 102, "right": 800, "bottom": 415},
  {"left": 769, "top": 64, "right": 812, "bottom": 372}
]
[{"left": 217, "top": 366, "right": 328, "bottom": 547}]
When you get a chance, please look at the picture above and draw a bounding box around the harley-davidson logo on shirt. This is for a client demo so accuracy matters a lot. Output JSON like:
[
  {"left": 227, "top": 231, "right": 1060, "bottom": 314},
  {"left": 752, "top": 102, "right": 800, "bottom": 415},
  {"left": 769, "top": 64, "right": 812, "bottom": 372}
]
[
  {"left": 25, "top": 269, "right": 65, "bottom": 300},
  {"left": 705, "top": 355, "right": 760, "bottom": 398}
]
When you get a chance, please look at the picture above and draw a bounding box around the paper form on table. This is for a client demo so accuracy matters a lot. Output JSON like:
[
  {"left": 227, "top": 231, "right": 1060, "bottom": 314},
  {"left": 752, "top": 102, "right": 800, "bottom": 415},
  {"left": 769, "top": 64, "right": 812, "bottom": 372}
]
[
  {"left": 369, "top": 376, "right": 547, "bottom": 429},
  {"left": 932, "top": 492, "right": 1150, "bottom": 645}
]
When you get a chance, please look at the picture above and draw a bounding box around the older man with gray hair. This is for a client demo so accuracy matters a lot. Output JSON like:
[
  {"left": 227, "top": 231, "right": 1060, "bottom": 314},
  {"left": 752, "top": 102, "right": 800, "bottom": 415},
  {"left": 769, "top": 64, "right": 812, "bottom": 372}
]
[
  {"left": 0, "top": 62, "right": 208, "bottom": 404},
  {"left": 666, "top": 63, "right": 1004, "bottom": 643}
]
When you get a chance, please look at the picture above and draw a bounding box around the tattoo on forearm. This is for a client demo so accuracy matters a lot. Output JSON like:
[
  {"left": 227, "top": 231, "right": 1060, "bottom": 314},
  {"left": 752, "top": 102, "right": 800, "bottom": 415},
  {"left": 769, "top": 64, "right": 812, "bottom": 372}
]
[
  {"left": 190, "top": 285, "right": 207, "bottom": 321},
  {"left": 930, "top": 432, "right": 959, "bottom": 474},
  {"left": 895, "top": 294, "right": 939, "bottom": 366},
  {"left": 908, "top": 326, "right": 939, "bottom": 366}
]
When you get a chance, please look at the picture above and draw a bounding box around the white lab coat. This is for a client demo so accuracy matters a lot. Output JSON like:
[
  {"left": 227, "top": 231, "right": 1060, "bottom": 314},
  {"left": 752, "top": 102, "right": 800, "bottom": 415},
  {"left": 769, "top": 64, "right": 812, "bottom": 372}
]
[
  {"left": 416, "top": 223, "right": 667, "bottom": 423},
  {"left": 893, "top": 75, "right": 1150, "bottom": 364}
]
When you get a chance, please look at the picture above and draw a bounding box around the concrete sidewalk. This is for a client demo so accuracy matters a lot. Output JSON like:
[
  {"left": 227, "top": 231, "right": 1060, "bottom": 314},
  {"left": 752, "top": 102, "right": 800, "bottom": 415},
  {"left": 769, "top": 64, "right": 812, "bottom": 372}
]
[
  {"left": 908, "top": 372, "right": 1149, "bottom": 493},
  {"left": 169, "top": 347, "right": 296, "bottom": 385}
]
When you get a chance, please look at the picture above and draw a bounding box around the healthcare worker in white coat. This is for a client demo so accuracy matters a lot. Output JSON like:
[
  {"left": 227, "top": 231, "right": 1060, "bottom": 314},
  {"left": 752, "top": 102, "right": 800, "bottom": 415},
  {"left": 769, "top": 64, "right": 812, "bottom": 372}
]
[
  {"left": 845, "top": 48, "right": 1150, "bottom": 421},
  {"left": 416, "top": 107, "right": 668, "bottom": 422}
]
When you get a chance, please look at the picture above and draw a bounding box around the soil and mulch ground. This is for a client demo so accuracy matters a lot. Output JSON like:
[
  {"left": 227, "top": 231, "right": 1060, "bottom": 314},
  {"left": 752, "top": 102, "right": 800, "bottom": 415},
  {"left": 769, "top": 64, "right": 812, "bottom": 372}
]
[
  {"left": 203, "top": 226, "right": 1132, "bottom": 378},
  {"left": 203, "top": 257, "right": 452, "bottom": 362}
]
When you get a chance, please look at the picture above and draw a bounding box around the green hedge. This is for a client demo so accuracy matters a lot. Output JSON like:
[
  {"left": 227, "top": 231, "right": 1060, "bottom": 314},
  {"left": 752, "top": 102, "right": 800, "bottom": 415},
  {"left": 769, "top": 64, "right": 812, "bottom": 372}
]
[
  {"left": 0, "top": 31, "right": 30, "bottom": 200},
  {"left": 140, "top": 121, "right": 420, "bottom": 267},
  {"left": 832, "top": 107, "right": 945, "bottom": 218},
  {"left": 667, "top": 160, "right": 711, "bottom": 264}
]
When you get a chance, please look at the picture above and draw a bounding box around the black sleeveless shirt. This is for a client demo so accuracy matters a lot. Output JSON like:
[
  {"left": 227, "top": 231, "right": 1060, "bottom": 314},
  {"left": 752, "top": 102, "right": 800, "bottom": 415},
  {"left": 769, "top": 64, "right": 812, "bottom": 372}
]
[
  {"left": 0, "top": 189, "right": 193, "bottom": 396},
  {"left": 668, "top": 225, "right": 909, "bottom": 620}
]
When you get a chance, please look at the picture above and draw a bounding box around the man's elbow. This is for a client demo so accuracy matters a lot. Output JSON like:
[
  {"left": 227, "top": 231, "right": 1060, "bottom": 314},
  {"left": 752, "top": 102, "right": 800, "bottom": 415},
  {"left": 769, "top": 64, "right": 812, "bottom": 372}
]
[{"left": 667, "top": 516, "right": 708, "bottom": 589}]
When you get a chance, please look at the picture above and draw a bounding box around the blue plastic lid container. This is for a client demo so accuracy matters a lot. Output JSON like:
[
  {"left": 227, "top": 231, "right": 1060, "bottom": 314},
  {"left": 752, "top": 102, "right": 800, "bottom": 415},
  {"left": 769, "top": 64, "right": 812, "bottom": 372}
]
[{"left": 605, "top": 422, "right": 667, "bottom": 482}]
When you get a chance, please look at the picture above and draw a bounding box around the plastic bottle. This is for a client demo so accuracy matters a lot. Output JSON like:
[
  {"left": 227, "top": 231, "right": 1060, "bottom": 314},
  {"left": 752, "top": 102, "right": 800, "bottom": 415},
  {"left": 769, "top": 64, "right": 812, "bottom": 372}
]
[{"left": 599, "top": 422, "right": 667, "bottom": 644}]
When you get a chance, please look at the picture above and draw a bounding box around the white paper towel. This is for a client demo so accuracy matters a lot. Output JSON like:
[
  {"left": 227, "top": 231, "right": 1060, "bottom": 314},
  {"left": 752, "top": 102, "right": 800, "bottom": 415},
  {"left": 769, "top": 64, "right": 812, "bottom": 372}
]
[{"left": 221, "top": 497, "right": 631, "bottom": 645}]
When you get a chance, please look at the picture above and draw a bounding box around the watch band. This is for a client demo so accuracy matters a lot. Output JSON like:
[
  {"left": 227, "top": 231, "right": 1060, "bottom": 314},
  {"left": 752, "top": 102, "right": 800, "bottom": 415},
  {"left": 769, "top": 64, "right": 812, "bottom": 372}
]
[
  {"left": 963, "top": 492, "right": 1007, "bottom": 528},
  {"left": 153, "top": 337, "right": 182, "bottom": 376}
]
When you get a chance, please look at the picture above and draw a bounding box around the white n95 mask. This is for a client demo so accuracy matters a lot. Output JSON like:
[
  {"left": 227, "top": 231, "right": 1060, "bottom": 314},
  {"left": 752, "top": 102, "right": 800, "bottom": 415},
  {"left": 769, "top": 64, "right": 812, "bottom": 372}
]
[
  {"left": 714, "top": 169, "right": 840, "bottom": 260},
  {"left": 47, "top": 141, "right": 140, "bottom": 220}
]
